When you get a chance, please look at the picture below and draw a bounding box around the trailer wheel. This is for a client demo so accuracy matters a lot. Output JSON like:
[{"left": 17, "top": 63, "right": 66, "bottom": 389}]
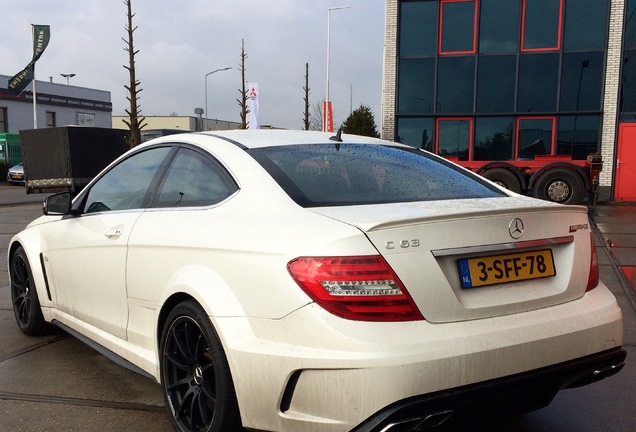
[
  {"left": 533, "top": 168, "right": 585, "bottom": 205},
  {"left": 482, "top": 168, "right": 522, "bottom": 194}
]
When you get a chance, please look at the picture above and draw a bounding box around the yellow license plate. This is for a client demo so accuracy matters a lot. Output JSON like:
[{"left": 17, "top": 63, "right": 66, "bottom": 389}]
[{"left": 457, "top": 249, "right": 556, "bottom": 288}]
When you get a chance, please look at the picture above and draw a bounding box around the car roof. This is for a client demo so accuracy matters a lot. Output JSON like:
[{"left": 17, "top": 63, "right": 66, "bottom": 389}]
[{"left": 148, "top": 129, "right": 397, "bottom": 150}]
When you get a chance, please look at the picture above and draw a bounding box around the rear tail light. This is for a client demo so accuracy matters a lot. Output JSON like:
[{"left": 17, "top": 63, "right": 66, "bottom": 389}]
[
  {"left": 586, "top": 233, "right": 599, "bottom": 292},
  {"left": 288, "top": 256, "right": 423, "bottom": 322}
]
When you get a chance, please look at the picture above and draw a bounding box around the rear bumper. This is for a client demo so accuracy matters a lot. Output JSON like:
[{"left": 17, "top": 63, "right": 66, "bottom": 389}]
[
  {"left": 352, "top": 347, "right": 626, "bottom": 432},
  {"left": 216, "top": 285, "right": 623, "bottom": 432}
]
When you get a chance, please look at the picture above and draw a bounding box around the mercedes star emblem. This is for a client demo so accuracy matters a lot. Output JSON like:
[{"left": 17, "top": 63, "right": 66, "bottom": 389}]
[{"left": 509, "top": 218, "right": 524, "bottom": 239}]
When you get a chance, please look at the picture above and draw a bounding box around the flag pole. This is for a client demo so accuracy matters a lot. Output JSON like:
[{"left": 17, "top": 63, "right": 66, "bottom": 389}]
[
  {"left": 32, "top": 25, "right": 37, "bottom": 129},
  {"left": 32, "top": 67, "right": 37, "bottom": 129}
]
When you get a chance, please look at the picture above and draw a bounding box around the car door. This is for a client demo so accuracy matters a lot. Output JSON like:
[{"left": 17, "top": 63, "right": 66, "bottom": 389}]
[
  {"left": 43, "top": 146, "right": 174, "bottom": 340},
  {"left": 126, "top": 146, "right": 239, "bottom": 306}
]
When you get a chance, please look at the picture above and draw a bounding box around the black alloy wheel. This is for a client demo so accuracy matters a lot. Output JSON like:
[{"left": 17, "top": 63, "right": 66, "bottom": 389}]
[
  {"left": 160, "top": 300, "right": 241, "bottom": 432},
  {"left": 10, "top": 246, "right": 53, "bottom": 336}
]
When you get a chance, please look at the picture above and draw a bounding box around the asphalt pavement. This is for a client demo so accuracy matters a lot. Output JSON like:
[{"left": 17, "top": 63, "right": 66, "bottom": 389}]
[
  {"left": 0, "top": 184, "right": 173, "bottom": 432},
  {"left": 0, "top": 182, "right": 635, "bottom": 432}
]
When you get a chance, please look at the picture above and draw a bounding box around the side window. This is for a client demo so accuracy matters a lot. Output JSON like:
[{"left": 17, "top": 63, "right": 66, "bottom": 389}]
[
  {"left": 152, "top": 148, "right": 237, "bottom": 208},
  {"left": 84, "top": 147, "right": 172, "bottom": 214}
]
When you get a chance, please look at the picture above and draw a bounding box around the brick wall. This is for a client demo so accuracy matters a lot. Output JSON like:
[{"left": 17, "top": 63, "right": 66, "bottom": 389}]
[
  {"left": 598, "top": 0, "right": 625, "bottom": 202},
  {"left": 382, "top": 0, "right": 398, "bottom": 141}
]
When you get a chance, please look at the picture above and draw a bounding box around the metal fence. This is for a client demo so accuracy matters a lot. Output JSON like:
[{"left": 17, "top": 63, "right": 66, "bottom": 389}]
[{"left": 0, "top": 133, "right": 22, "bottom": 165}]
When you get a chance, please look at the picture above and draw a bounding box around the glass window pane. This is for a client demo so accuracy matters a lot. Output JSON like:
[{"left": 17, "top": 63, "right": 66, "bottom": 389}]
[
  {"left": 559, "top": 52, "right": 604, "bottom": 112},
  {"left": 557, "top": 115, "right": 600, "bottom": 160},
  {"left": 46, "top": 112, "right": 56, "bottom": 127},
  {"left": 479, "top": 0, "right": 520, "bottom": 53},
  {"left": 621, "top": 50, "right": 636, "bottom": 113},
  {"left": 1, "top": 108, "right": 8, "bottom": 132},
  {"left": 84, "top": 147, "right": 171, "bottom": 213},
  {"left": 399, "top": 1, "right": 438, "bottom": 56},
  {"left": 153, "top": 148, "right": 236, "bottom": 208},
  {"left": 517, "top": 118, "right": 554, "bottom": 159},
  {"left": 518, "top": 54, "right": 559, "bottom": 112},
  {"left": 626, "top": 0, "right": 636, "bottom": 50},
  {"left": 437, "top": 56, "right": 475, "bottom": 114},
  {"left": 474, "top": 117, "right": 514, "bottom": 161},
  {"left": 440, "top": 0, "right": 476, "bottom": 53},
  {"left": 564, "top": 0, "right": 608, "bottom": 50},
  {"left": 437, "top": 119, "right": 471, "bottom": 161},
  {"left": 396, "top": 117, "right": 435, "bottom": 151},
  {"left": 477, "top": 55, "right": 516, "bottom": 113},
  {"left": 398, "top": 58, "right": 436, "bottom": 114},
  {"left": 249, "top": 143, "right": 504, "bottom": 206},
  {"left": 522, "top": 0, "right": 562, "bottom": 50}
]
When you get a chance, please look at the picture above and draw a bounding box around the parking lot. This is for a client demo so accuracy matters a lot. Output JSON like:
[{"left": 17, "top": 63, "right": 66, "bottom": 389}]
[
  {"left": 1, "top": 183, "right": 635, "bottom": 431},
  {"left": 0, "top": 185, "right": 172, "bottom": 431}
]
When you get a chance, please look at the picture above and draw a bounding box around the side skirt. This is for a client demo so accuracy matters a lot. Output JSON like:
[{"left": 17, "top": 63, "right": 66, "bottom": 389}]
[{"left": 52, "top": 319, "right": 156, "bottom": 381}]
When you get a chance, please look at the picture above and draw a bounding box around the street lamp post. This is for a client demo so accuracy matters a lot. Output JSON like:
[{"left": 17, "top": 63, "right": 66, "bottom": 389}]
[
  {"left": 571, "top": 59, "right": 590, "bottom": 149},
  {"left": 204, "top": 67, "right": 231, "bottom": 131},
  {"left": 324, "top": 6, "right": 350, "bottom": 132},
  {"left": 60, "top": 73, "right": 76, "bottom": 85}
]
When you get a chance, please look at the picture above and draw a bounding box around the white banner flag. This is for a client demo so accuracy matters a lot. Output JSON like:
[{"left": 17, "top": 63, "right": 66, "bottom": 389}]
[{"left": 247, "top": 82, "right": 260, "bottom": 129}]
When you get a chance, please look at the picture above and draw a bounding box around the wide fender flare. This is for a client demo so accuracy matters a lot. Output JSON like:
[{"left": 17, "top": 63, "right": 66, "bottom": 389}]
[
  {"left": 528, "top": 162, "right": 590, "bottom": 190},
  {"left": 153, "top": 264, "right": 256, "bottom": 380},
  {"left": 156, "top": 264, "right": 247, "bottom": 320},
  {"left": 8, "top": 231, "right": 54, "bottom": 308}
]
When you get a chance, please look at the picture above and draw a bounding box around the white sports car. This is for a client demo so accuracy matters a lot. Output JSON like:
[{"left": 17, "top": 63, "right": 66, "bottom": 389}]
[{"left": 9, "top": 130, "right": 625, "bottom": 432}]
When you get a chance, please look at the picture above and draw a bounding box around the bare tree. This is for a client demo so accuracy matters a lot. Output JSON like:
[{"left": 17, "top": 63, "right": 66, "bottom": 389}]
[
  {"left": 303, "top": 63, "right": 310, "bottom": 130},
  {"left": 309, "top": 101, "right": 324, "bottom": 131},
  {"left": 237, "top": 39, "right": 249, "bottom": 129},
  {"left": 122, "top": 0, "right": 146, "bottom": 148}
]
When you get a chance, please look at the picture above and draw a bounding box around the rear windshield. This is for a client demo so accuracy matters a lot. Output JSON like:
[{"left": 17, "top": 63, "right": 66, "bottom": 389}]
[{"left": 248, "top": 143, "right": 505, "bottom": 207}]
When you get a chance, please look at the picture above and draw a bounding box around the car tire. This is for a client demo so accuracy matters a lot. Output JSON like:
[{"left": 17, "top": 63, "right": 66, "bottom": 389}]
[
  {"left": 160, "top": 300, "right": 242, "bottom": 432},
  {"left": 533, "top": 168, "right": 585, "bottom": 205},
  {"left": 482, "top": 168, "right": 522, "bottom": 194},
  {"left": 10, "top": 246, "right": 55, "bottom": 336}
]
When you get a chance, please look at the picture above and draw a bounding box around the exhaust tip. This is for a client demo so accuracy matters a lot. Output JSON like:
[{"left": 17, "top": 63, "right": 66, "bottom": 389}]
[
  {"left": 592, "top": 361, "right": 626, "bottom": 382},
  {"left": 381, "top": 410, "right": 454, "bottom": 432}
]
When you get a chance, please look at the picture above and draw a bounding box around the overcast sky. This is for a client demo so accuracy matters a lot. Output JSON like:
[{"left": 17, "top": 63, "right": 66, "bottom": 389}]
[{"left": 2, "top": 0, "right": 385, "bottom": 130}]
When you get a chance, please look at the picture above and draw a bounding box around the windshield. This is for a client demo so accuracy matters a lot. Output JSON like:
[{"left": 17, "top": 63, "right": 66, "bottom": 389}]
[{"left": 248, "top": 143, "right": 505, "bottom": 207}]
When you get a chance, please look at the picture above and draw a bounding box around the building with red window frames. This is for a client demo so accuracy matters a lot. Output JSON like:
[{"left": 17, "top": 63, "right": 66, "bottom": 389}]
[{"left": 382, "top": 0, "right": 636, "bottom": 203}]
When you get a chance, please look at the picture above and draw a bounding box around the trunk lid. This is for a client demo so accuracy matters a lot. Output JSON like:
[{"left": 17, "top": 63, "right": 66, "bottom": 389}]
[{"left": 310, "top": 196, "right": 593, "bottom": 323}]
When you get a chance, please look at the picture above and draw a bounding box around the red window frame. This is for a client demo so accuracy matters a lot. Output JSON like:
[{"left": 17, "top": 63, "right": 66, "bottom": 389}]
[
  {"left": 436, "top": 117, "right": 474, "bottom": 160},
  {"left": 520, "top": 0, "right": 563, "bottom": 52},
  {"left": 515, "top": 116, "right": 557, "bottom": 159},
  {"left": 438, "top": 0, "right": 478, "bottom": 55}
]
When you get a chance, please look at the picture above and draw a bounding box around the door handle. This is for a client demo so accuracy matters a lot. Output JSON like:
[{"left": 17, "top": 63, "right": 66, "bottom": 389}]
[{"left": 104, "top": 226, "right": 124, "bottom": 239}]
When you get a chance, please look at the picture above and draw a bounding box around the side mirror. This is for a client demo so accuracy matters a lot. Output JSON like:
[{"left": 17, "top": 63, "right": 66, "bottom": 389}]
[{"left": 43, "top": 192, "right": 72, "bottom": 216}]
